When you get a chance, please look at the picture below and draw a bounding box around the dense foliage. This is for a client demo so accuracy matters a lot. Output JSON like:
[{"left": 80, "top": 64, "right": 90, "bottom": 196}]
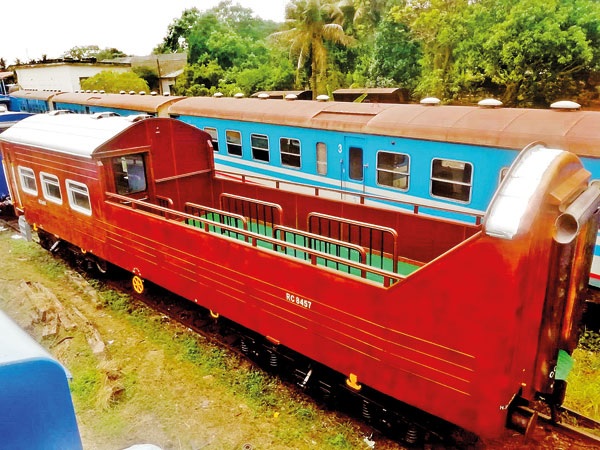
[
  {"left": 9, "top": 0, "right": 597, "bottom": 106},
  {"left": 153, "top": 0, "right": 600, "bottom": 106},
  {"left": 80, "top": 71, "right": 150, "bottom": 94}
]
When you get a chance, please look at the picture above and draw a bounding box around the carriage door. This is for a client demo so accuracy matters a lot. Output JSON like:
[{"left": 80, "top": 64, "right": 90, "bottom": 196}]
[{"left": 342, "top": 137, "right": 366, "bottom": 203}]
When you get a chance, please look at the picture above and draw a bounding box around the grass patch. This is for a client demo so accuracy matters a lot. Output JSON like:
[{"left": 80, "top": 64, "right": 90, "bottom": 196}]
[
  {"left": 564, "top": 330, "right": 600, "bottom": 421},
  {"left": 8, "top": 238, "right": 66, "bottom": 281}
]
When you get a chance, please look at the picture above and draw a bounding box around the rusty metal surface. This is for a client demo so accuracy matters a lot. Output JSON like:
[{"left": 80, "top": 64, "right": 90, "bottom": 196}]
[
  {"left": 10, "top": 89, "right": 60, "bottom": 101},
  {"left": 53, "top": 92, "right": 184, "bottom": 113}
]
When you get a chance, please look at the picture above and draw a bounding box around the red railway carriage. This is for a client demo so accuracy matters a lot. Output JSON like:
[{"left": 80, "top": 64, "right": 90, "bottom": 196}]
[{"left": 1, "top": 114, "right": 598, "bottom": 439}]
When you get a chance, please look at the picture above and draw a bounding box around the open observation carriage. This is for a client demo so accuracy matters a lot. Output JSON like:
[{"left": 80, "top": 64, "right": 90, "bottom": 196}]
[{"left": 1, "top": 114, "right": 599, "bottom": 439}]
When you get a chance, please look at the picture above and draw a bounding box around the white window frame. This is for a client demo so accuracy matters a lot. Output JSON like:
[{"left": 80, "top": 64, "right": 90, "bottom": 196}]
[
  {"left": 225, "top": 129, "right": 242, "bottom": 157},
  {"left": 280, "top": 137, "right": 301, "bottom": 169},
  {"left": 376, "top": 150, "right": 410, "bottom": 191},
  {"left": 18, "top": 166, "right": 38, "bottom": 196},
  {"left": 40, "top": 172, "right": 63, "bottom": 205},
  {"left": 204, "top": 127, "right": 219, "bottom": 152},
  {"left": 66, "top": 179, "right": 92, "bottom": 216},
  {"left": 251, "top": 133, "right": 270, "bottom": 162},
  {"left": 430, "top": 158, "right": 473, "bottom": 203}
]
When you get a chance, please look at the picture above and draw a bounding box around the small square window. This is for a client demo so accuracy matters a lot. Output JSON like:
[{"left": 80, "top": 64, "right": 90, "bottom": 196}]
[
  {"left": 66, "top": 180, "right": 92, "bottom": 215},
  {"left": 40, "top": 172, "right": 62, "bottom": 204},
  {"left": 18, "top": 166, "right": 37, "bottom": 195}
]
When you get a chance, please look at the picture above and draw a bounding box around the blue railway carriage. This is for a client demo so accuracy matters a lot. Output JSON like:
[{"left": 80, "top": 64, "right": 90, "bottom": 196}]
[
  {"left": 0, "top": 310, "right": 82, "bottom": 449},
  {"left": 9, "top": 89, "right": 58, "bottom": 113}
]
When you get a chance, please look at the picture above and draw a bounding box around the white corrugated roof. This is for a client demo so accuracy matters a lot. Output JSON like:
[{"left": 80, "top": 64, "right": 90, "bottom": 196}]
[{"left": 0, "top": 113, "right": 136, "bottom": 158}]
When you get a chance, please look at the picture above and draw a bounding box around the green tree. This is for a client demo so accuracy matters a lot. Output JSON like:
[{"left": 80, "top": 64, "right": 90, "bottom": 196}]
[
  {"left": 367, "top": 15, "right": 421, "bottom": 90},
  {"left": 133, "top": 66, "right": 159, "bottom": 92},
  {"left": 271, "top": 0, "right": 354, "bottom": 98},
  {"left": 80, "top": 71, "right": 149, "bottom": 93},
  {"left": 481, "top": 0, "right": 598, "bottom": 106},
  {"left": 395, "top": 0, "right": 471, "bottom": 100},
  {"left": 154, "top": 8, "right": 202, "bottom": 54}
]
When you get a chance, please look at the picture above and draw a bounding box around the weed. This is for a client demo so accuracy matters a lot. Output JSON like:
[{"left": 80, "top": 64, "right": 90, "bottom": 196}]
[
  {"left": 579, "top": 329, "right": 600, "bottom": 352},
  {"left": 295, "top": 406, "right": 316, "bottom": 420},
  {"left": 70, "top": 368, "right": 102, "bottom": 406},
  {"left": 97, "top": 288, "right": 131, "bottom": 313},
  {"left": 326, "top": 432, "right": 352, "bottom": 449}
]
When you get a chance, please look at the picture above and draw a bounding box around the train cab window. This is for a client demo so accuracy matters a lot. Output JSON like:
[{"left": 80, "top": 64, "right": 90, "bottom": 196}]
[
  {"left": 251, "top": 133, "right": 270, "bottom": 162},
  {"left": 66, "top": 180, "right": 92, "bottom": 216},
  {"left": 349, "top": 147, "right": 364, "bottom": 181},
  {"left": 430, "top": 158, "right": 473, "bottom": 202},
  {"left": 280, "top": 138, "right": 301, "bottom": 168},
  {"left": 18, "top": 167, "right": 37, "bottom": 195},
  {"left": 112, "top": 154, "right": 147, "bottom": 195},
  {"left": 376, "top": 151, "right": 409, "bottom": 190},
  {"left": 40, "top": 172, "right": 62, "bottom": 204},
  {"left": 226, "top": 130, "right": 242, "bottom": 156},
  {"left": 204, "top": 127, "right": 219, "bottom": 152},
  {"left": 316, "top": 142, "right": 327, "bottom": 175}
]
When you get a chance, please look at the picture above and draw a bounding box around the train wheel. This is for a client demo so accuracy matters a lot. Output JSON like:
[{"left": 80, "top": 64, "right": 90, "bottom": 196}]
[{"left": 132, "top": 275, "right": 144, "bottom": 294}]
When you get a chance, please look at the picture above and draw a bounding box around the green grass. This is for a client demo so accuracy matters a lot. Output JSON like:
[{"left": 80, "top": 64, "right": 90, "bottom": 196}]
[{"left": 564, "top": 330, "right": 600, "bottom": 421}]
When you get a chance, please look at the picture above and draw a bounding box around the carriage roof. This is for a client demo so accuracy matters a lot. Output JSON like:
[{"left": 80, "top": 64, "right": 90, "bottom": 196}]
[
  {"left": 0, "top": 113, "right": 139, "bottom": 157},
  {"left": 168, "top": 97, "right": 600, "bottom": 157},
  {"left": 52, "top": 92, "right": 184, "bottom": 112}
]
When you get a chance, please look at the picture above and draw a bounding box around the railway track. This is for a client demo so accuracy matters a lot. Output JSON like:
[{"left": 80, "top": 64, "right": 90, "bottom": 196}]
[{"left": 509, "top": 404, "right": 600, "bottom": 448}]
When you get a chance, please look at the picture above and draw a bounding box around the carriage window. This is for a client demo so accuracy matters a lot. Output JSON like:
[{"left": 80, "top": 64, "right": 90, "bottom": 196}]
[
  {"left": 251, "top": 133, "right": 270, "bottom": 162},
  {"left": 40, "top": 172, "right": 62, "bottom": 204},
  {"left": 112, "top": 154, "right": 147, "bottom": 195},
  {"left": 204, "top": 127, "right": 219, "bottom": 152},
  {"left": 66, "top": 180, "right": 92, "bottom": 215},
  {"left": 280, "top": 138, "right": 301, "bottom": 168},
  {"left": 18, "top": 167, "right": 37, "bottom": 195},
  {"left": 377, "top": 151, "right": 409, "bottom": 190},
  {"left": 226, "top": 130, "right": 242, "bottom": 156},
  {"left": 349, "top": 147, "right": 363, "bottom": 181},
  {"left": 316, "top": 142, "right": 327, "bottom": 175},
  {"left": 430, "top": 158, "right": 472, "bottom": 202}
]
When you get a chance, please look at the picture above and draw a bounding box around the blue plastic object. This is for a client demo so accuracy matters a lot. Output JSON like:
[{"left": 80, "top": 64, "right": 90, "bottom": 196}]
[{"left": 0, "top": 310, "right": 82, "bottom": 450}]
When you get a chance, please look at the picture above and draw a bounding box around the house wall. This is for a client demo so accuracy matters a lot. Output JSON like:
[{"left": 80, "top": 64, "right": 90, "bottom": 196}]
[{"left": 14, "top": 63, "right": 130, "bottom": 91}]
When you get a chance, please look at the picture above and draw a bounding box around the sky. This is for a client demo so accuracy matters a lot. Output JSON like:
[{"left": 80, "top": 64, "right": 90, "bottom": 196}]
[{"left": 1, "top": 1, "right": 287, "bottom": 65}]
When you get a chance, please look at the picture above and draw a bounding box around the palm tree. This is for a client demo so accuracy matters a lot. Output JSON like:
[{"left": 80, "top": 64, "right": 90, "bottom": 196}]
[{"left": 272, "top": 0, "right": 353, "bottom": 98}]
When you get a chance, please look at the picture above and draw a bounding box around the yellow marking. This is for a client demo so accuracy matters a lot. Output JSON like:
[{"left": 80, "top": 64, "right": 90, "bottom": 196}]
[{"left": 346, "top": 373, "right": 362, "bottom": 391}]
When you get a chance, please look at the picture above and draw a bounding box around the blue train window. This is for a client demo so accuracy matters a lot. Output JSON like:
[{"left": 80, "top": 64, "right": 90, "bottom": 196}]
[
  {"left": 204, "top": 127, "right": 219, "bottom": 152},
  {"left": 226, "top": 130, "right": 242, "bottom": 156},
  {"left": 112, "top": 154, "right": 147, "bottom": 195},
  {"left": 317, "top": 142, "right": 327, "bottom": 175},
  {"left": 66, "top": 180, "right": 92, "bottom": 216},
  {"left": 281, "top": 138, "right": 301, "bottom": 168},
  {"left": 18, "top": 167, "right": 37, "bottom": 195},
  {"left": 251, "top": 134, "right": 270, "bottom": 162},
  {"left": 40, "top": 172, "right": 62, "bottom": 204},
  {"left": 376, "top": 151, "right": 409, "bottom": 190},
  {"left": 349, "top": 147, "right": 363, "bottom": 181},
  {"left": 430, "top": 158, "right": 472, "bottom": 202}
]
